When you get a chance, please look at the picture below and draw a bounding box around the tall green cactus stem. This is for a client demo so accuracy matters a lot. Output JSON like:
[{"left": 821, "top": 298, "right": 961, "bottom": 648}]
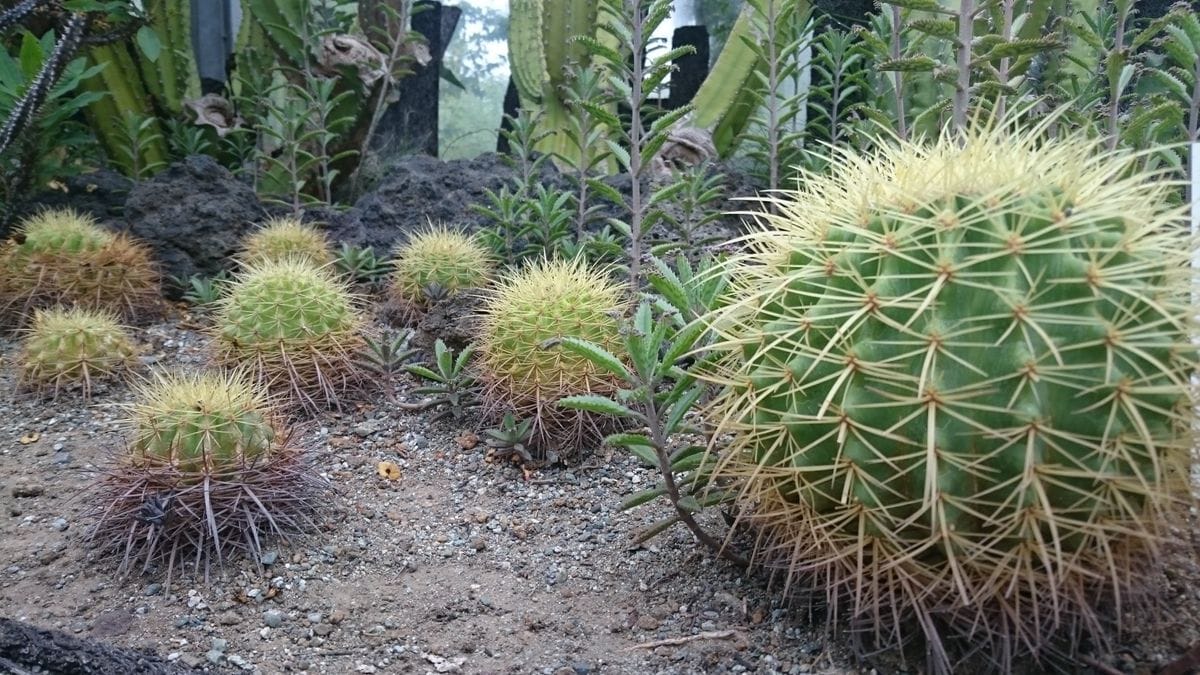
[
  {"left": 81, "top": 1, "right": 196, "bottom": 174},
  {"left": 702, "top": 118, "right": 1197, "bottom": 672},
  {"left": 507, "top": 0, "right": 804, "bottom": 163}
]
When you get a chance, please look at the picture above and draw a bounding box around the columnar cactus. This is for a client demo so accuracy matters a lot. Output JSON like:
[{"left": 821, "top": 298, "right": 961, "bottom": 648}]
[
  {"left": 85, "top": 369, "right": 326, "bottom": 579},
  {"left": 701, "top": 121, "right": 1198, "bottom": 672},
  {"left": 212, "top": 258, "right": 366, "bottom": 413},
  {"left": 240, "top": 216, "right": 334, "bottom": 267},
  {"left": 477, "top": 257, "right": 628, "bottom": 460},
  {"left": 17, "top": 306, "right": 137, "bottom": 398},
  {"left": 387, "top": 226, "right": 494, "bottom": 321},
  {"left": 0, "top": 208, "right": 160, "bottom": 326}
]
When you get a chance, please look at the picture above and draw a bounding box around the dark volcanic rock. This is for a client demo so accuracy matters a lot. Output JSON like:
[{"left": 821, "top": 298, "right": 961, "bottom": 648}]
[
  {"left": 122, "top": 155, "right": 264, "bottom": 294},
  {"left": 412, "top": 291, "right": 481, "bottom": 351},
  {"left": 323, "top": 153, "right": 560, "bottom": 251},
  {"left": 4, "top": 169, "right": 132, "bottom": 236}
]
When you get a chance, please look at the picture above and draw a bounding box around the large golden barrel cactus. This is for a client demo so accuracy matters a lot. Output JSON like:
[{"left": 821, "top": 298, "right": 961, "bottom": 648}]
[{"left": 701, "top": 120, "right": 1198, "bottom": 671}]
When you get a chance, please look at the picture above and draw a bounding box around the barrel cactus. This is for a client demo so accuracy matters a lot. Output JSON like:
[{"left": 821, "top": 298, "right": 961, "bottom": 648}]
[
  {"left": 85, "top": 369, "right": 326, "bottom": 580},
  {"left": 240, "top": 216, "right": 334, "bottom": 267},
  {"left": 388, "top": 226, "right": 494, "bottom": 321},
  {"left": 0, "top": 208, "right": 159, "bottom": 327},
  {"left": 17, "top": 307, "right": 137, "bottom": 398},
  {"left": 213, "top": 258, "right": 366, "bottom": 413},
  {"left": 477, "top": 257, "right": 628, "bottom": 460},
  {"left": 702, "top": 122, "right": 1197, "bottom": 671}
]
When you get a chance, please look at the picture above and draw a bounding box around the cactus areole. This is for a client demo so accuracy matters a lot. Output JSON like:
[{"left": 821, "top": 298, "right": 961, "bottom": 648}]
[{"left": 703, "top": 119, "right": 1198, "bottom": 670}]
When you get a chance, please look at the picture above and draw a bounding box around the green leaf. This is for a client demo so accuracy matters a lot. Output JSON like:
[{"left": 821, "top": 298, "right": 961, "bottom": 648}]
[
  {"left": 677, "top": 496, "right": 702, "bottom": 513},
  {"left": 621, "top": 486, "right": 668, "bottom": 510},
  {"left": 630, "top": 515, "right": 680, "bottom": 546},
  {"left": 440, "top": 65, "right": 466, "bottom": 90},
  {"left": 876, "top": 56, "right": 939, "bottom": 73},
  {"left": 557, "top": 337, "right": 632, "bottom": 381},
  {"left": 136, "top": 26, "right": 162, "bottom": 63},
  {"left": 664, "top": 385, "right": 704, "bottom": 436},
  {"left": 405, "top": 365, "right": 445, "bottom": 383},
  {"left": 19, "top": 31, "right": 44, "bottom": 81},
  {"left": 557, "top": 394, "right": 642, "bottom": 419}
]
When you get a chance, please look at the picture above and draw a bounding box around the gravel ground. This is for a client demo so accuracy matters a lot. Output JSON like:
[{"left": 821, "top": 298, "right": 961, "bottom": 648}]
[{"left": 1, "top": 311, "right": 1199, "bottom": 675}]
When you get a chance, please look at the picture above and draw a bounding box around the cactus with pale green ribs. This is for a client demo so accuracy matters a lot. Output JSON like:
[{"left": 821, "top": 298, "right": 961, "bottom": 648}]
[
  {"left": 213, "top": 258, "right": 367, "bottom": 414},
  {"left": 85, "top": 369, "right": 327, "bottom": 580},
  {"left": 508, "top": 0, "right": 801, "bottom": 164},
  {"left": 477, "top": 256, "right": 629, "bottom": 459},
  {"left": 701, "top": 119, "right": 1198, "bottom": 672},
  {"left": 17, "top": 306, "right": 137, "bottom": 398}
]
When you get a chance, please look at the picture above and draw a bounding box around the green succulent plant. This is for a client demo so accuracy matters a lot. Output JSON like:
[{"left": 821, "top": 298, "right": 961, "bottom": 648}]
[
  {"left": 17, "top": 306, "right": 137, "bottom": 398},
  {"left": 240, "top": 216, "right": 335, "bottom": 267},
  {"left": 0, "top": 208, "right": 160, "bottom": 327},
  {"left": 701, "top": 118, "right": 1198, "bottom": 672},
  {"left": 85, "top": 369, "right": 326, "bottom": 582},
  {"left": 334, "top": 242, "right": 390, "bottom": 284},
  {"left": 477, "top": 256, "right": 629, "bottom": 460},
  {"left": 388, "top": 225, "right": 494, "bottom": 321},
  {"left": 213, "top": 257, "right": 366, "bottom": 413}
]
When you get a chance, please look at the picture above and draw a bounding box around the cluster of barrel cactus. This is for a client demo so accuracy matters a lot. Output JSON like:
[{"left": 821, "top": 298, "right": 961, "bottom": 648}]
[
  {"left": 700, "top": 122, "right": 1197, "bottom": 671},
  {"left": 476, "top": 257, "right": 628, "bottom": 459},
  {"left": 86, "top": 370, "right": 326, "bottom": 579},
  {"left": 0, "top": 208, "right": 159, "bottom": 327}
]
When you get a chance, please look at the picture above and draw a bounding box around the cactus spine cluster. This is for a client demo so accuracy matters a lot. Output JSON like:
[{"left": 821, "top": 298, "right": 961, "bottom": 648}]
[
  {"left": 388, "top": 226, "right": 494, "bottom": 320},
  {"left": 86, "top": 369, "right": 325, "bottom": 579},
  {"left": 701, "top": 121, "right": 1197, "bottom": 671},
  {"left": 213, "top": 258, "right": 366, "bottom": 413},
  {"left": 240, "top": 216, "right": 334, "bottom": 267},
  {"left": 17, "top": 307, "right": 137, "bottom": 398},
  {"left": 0, "top": 208, "right": 160, "bottom": 327},
  {"left": 477, "top": 257, "right": 628, "bottom": 458}
]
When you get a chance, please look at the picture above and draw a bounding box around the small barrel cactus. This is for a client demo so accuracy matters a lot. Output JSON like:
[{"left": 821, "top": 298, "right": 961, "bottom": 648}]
[
  {"left": 0, "top": 208, "right": 160, "bottom": 327},
  {"left": 478, "top": 257, "right": 628, "bottom": 459},
  {"left": 86, "top": 369, "right": 326, "bottom": 580},
  {"left": 388, "top": 225, "right": 494, "bottom": 321},
  {"left": 213, "top": 258, "right": 366, "bottom": 413},
  {"left": 17, "top": 306, "right": 137, "bottom": 398},
  {"left": 240, "top": 216, "right": 334, "bottom": 267},
  {"left": 702, "top": 122, "right": 1197, "bottom": 671}
]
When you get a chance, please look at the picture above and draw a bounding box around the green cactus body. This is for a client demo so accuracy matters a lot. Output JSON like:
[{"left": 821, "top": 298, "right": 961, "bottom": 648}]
[
  {"left": 704, "top": 122, "right": 1196, "bottom": 670},
  {"left": 18, "top": 307, "right": 137, "bottom": 397},
  {"left": 128, "top": 370, "right": 279, "bottom": 477},
  {"left": 478, "top": 257, "right": 628, "bottom": 455},
  {"left": 240, "top": 216, "right": 334, "bottom": 267},
  {"left": 214, "top": 258, "right": 364, "bottom": 411},
  {"left": 388, "top": 226, "right": 494, "bottom": 317},
  {"left": 86, "top": 368, "right": 325, "bottom": 579}
]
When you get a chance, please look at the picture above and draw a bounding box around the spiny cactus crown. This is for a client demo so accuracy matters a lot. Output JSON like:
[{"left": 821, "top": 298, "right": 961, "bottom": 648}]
[
  {"left": 127, "top": 370, "right": 279, "bottom": 473},
  {"left": 17, "top": 208, "right": 114, "bottom": 254},
  {"left": 479, "top": 257, "right": 626, "bottom": 399},
  {"left": 20, "top": 306, "right": 136, "bottom": 380},
  {"left": 216, "top": 258, "right": 360, "bottom": 347},
  {"left": 703, "top": 119, "right": 1197, "bottom": 670},
  {"left": 390, "top": 225, "right": 494, "bottom": 303},
  {"left": 241, "top": 216, "right": 334, "bottom": 267}
]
